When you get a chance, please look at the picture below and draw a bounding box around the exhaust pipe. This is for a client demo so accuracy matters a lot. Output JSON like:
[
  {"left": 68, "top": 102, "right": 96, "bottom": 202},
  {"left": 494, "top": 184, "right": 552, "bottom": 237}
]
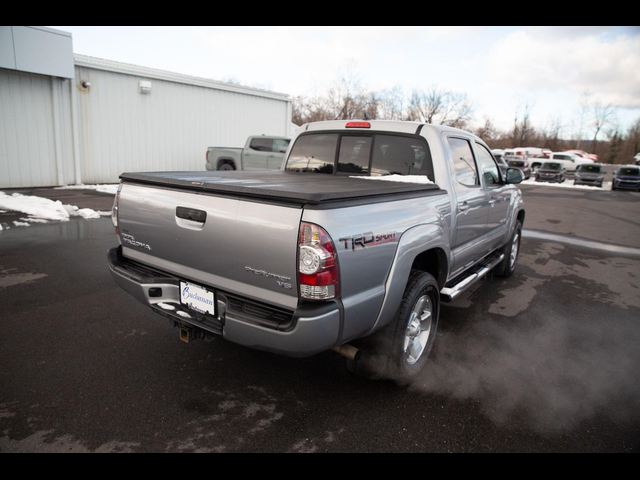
[{"left": 332, "top": 344, "right": 361, "bottom": 361}]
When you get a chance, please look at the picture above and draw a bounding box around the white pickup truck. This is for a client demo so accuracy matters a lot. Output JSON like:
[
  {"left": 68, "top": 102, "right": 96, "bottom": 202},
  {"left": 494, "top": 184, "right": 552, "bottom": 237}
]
[{"left": 206, "top": 135, "right": 291, "bottom": 171}]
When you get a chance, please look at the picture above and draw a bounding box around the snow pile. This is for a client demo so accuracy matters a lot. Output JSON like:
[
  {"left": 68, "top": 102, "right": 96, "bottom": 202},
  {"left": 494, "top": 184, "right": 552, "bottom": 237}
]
[
  {"left": 0, "top": 192, "right": 108, "bottom": 229},
  {"left": 55, "top": 184, "right": 119, "bottom": 195},
  {"left": 520, "top": 179, "right": 612, "bottom": 191},
  {"left": 0, "top": 192, "right": 72, "bottom": 221},
  {"left": 351, "top": 175, "right": 434, "bottom": 184}
]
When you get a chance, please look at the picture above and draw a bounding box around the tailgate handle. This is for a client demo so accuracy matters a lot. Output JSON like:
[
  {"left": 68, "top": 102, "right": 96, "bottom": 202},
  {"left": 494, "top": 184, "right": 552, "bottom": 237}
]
[{"left": 176, "top": 207, "right": 207, "bottom": 223}]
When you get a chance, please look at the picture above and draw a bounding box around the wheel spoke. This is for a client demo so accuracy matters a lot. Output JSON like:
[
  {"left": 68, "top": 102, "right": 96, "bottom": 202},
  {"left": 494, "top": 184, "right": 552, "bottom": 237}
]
[
  {"left": 419, "top": 311, "right": 432, "bottom": 330},
  {"left": 409, "top": 337, "right": 423, "bottom": 361}
]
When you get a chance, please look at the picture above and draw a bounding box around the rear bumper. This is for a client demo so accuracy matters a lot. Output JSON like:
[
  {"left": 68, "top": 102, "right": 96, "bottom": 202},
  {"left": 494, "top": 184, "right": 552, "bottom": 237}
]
[{"left": 107, "top": 247, "right": 340, "bottom": 357}]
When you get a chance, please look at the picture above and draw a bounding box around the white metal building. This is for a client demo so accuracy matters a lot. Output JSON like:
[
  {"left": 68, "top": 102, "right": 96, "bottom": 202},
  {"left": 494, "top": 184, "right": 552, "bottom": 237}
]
[{"left": 1, "top": 26, "right": 293, "bottom": 188}]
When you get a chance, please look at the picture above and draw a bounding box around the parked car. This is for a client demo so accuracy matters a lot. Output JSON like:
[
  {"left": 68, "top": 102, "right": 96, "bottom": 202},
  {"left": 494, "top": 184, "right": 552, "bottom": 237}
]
[
  {"left": 512, "top": 147, "right": 550, "bottom": 158},
  {"left": 565, "top": 149, "right": 598, "bottom": 162},
  {"left": 574, "top": 164, "right": 605, "bottom": 188},
  {"left": 612, "top": 166, "right": 640, "bottom": 191},
  {"left": 535, "top": 162, "right": 566, "bottom": 183},
  {"left": 206, "top": 135, "right": 291, "bottom": 171},
  {"left": 633, "top": 153, "right": 640, "bottom": 165},
  {"left": 108, "top": 120, "right": 526, "bottom": 381},
  {"left": 530, "top": 152, "right": 591, "bottom": 174},
  {"left": 507, "top": 159, "right": 532, "bottom": 180}
]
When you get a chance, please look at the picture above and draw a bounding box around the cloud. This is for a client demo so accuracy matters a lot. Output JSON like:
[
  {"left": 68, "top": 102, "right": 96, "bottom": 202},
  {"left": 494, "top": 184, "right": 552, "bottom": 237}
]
[{"left": 488, "top": 30, "right": 640, "bottom": 107}]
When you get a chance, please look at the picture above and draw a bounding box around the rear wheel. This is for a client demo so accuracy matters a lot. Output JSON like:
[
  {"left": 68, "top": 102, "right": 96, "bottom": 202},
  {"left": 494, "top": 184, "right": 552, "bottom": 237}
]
[{"left": 349, "top": 271, "right": 440, "bottom": 383}]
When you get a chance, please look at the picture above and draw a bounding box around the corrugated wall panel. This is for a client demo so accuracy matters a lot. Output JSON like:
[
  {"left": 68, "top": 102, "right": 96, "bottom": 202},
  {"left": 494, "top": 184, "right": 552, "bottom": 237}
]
[
  {"left": 0, "top": 68, "right": 75, "bottom": 188},
  {"left": 75, "top": 66, "right": 290, "bottom": 184}
]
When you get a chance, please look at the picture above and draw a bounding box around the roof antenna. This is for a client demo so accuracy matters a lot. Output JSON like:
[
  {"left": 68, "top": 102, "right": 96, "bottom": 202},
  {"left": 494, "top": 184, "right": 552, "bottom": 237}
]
[{"left": 363, "top": 112, "right": 372, "bottom": 120}]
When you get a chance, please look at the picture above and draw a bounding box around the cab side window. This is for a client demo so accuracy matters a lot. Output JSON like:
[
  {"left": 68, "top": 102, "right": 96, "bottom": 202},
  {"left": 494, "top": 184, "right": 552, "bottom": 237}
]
[
  {"left": 475, "top": 143, "right": 501, "bottom": 186},
  {"left": 448, "top": 137, "right": 479, "bottom": 187},
  {"left": 249, "top": 137, "right": 272, "bottom": 152}
]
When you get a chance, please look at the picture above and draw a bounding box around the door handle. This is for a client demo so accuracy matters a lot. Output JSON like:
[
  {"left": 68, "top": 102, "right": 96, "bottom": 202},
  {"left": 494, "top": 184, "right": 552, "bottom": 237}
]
[
  {"left": 459, "top": 202, "right": 470, "bottom": 214},
  {"left": 176, "top": 207, "right": 207, "bottom": 223},
  {"left": 489, "top": 199, "right": 496, "bottom": 207}
]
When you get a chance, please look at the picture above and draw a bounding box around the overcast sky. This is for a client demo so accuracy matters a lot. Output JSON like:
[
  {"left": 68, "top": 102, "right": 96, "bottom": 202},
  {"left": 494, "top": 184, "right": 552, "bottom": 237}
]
[{"left": 50, "top": 26, "right": 640, "bottom": 134}]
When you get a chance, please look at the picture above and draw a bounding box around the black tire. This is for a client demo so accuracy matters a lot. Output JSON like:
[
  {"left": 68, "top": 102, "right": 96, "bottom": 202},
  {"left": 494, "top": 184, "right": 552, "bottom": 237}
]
[
  {"left": 349, "top": 270, "right": 440, "bottom": 383},
  {"left": 495, "top": 219, "right": 522, "bottom": 278}
]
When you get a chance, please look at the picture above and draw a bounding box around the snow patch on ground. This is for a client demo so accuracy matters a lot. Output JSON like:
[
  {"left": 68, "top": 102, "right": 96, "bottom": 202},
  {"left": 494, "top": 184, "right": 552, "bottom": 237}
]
[
  {"left": 520, "top": 179, "right": 612, "bottom": 191},
  {"left": 0, "top": 192, "right": 106, "bottom": 230},
  {"left": 350, "top": 175, "right": 434, "bottom": 184},
  {"left": 55, "top": 184, "right": 119, "bottom": 195}
]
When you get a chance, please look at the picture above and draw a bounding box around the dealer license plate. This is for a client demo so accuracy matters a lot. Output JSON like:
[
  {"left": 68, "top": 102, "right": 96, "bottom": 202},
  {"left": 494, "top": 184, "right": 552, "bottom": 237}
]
[{"left": 180, "top": 281, "right": 216, "bottom": 316}]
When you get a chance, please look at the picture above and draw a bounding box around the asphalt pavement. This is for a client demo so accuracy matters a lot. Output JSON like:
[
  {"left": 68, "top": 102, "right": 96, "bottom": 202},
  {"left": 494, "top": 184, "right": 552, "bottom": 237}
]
[{"left": 0, "top": 185, "right": 639, "bottom": 452}]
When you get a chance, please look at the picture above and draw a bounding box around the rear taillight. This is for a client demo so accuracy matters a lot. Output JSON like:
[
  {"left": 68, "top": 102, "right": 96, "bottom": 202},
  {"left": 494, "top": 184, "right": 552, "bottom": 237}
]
[
  {"left": 206, "top": 150, "right": 210, "bottom": 163},
  {"left": 345, "top": 122, "right": 370, "bottom": 129},
  {"left": 111, "top": 182, "right": 122, "bottom": 235},
  {"left": 298, "top": 222, "right": 339, "bottom": 300}
]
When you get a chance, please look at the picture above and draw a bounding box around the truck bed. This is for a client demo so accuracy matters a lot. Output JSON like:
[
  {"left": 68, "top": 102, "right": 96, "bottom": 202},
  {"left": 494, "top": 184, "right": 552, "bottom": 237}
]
[{"left": 119, "top": 171, "right": 443, "bottom": 206}]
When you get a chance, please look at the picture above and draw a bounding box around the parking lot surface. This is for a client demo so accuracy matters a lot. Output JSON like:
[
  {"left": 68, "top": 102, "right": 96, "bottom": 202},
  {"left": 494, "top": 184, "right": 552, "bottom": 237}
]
[{"left": 1, "top": 185, "right": 639, "bottom": 452}]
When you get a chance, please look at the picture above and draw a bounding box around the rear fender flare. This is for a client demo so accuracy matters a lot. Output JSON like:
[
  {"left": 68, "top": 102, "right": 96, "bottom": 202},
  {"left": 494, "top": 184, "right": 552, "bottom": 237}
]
[{"left": 366, "top": 224, "right": 450, "bottom": 336}]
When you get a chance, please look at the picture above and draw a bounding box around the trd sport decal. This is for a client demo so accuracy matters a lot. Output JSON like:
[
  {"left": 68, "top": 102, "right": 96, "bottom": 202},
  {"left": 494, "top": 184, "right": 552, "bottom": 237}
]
[{"left": 338, "top": 232, "right": 397, "bottom": 251}]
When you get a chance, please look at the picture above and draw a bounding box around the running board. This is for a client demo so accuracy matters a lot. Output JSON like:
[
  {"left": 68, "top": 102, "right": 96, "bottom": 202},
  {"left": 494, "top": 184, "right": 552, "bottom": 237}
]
[{"left": 440, "top": 253, "right": 505, "bottom": 303}]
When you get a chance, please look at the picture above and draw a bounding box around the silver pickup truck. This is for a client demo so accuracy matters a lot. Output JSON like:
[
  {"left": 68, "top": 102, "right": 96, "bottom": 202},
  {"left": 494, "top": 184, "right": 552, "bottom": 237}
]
[
  {"left": 206, "top": 135, "right": 291, "bottom": 171},
  {"left": 108, "top": 120, "right": 525, "bottom": 381}
]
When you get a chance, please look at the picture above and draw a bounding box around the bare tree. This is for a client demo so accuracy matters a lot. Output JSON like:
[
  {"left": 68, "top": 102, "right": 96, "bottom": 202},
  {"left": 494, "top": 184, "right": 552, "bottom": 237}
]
[
  {"left": 512, "top": 98, "right": 536, "bottom": 146},
  {"left": 541, "top": 116, "right": 564, "bottom": 151},
  {"left": 575, "top": 91, "right": 591, "bottom": 149},
  {"left": 407, "top": 87, "right": 474, "bottom": 129},
  {"left": 475, "top": 118, "right": 498, "bottom": 144},
  {"left": 591, "top": 100, "right": 616, "bottom": 153},
  {"left": 375, "top": 86, "right": 406, "bottom": 121}
]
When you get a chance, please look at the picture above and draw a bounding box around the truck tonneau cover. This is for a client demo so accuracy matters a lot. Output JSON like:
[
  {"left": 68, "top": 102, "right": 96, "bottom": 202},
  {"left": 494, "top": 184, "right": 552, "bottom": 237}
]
[{"left": 120, "top": 171, "right": 442, "bottom": 206}]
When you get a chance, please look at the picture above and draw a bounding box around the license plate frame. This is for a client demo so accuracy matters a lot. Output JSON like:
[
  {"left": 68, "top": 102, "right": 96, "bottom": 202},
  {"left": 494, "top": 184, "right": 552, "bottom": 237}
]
[{"left": 179, "top": 281, "right": 216, "bottom": 316}]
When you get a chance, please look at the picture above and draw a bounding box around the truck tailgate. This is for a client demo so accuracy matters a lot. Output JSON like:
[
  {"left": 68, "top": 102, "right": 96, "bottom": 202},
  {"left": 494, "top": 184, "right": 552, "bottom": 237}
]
[{"left": 117, "top": 183, "right": 302, "bottom": 310}]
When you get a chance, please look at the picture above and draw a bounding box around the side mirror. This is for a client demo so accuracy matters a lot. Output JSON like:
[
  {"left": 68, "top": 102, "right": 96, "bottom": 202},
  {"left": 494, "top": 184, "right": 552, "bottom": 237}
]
[{"left": 505, "top": 167, "right": 524, "bottom": 184}]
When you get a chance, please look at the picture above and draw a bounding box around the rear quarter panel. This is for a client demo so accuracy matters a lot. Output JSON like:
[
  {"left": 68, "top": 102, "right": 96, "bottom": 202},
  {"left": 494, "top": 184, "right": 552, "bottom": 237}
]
[{"left": 302, "top": 192, "right": 451, "bottom": 343}]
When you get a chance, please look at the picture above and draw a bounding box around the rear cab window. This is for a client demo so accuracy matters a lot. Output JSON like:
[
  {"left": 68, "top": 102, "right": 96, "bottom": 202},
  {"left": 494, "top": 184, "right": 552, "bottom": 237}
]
[{"left": 285, "top": 132, "right": 434, "bottom": 181}]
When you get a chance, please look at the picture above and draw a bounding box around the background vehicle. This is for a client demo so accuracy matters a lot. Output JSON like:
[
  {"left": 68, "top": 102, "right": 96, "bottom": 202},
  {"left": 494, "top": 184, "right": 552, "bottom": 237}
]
[
  {"left": 512, "top": 147, "right": 550, "bottom": 158},
  {"left": 109, "top": 120, "right": 525, "bottom": 382},
  {"left": 634, "top": 153, "right": 640, "bottom": 165},
  {"left": 493, "top": 151, "right": 508, "bottom": 177},
  {"left": 574, "top": 164, "right": 605, "bottom": 188},
  {"left": 507, "top": 159, "right": 532, "bottom": 180},
  {"left": 530, "top": 152, "right": 591, "bottom": 174},
  {"left": 535, "top": 162, "right": 566, "bottom": 183},
  {"left": 565, "top": 149, "right": 598, "bottom": 162},
  {"left": 206, "top": 135, "right": 291, "bottom": 171},
  {"left": 612, "top": 166, "right": 640, "bottom": 191}
]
